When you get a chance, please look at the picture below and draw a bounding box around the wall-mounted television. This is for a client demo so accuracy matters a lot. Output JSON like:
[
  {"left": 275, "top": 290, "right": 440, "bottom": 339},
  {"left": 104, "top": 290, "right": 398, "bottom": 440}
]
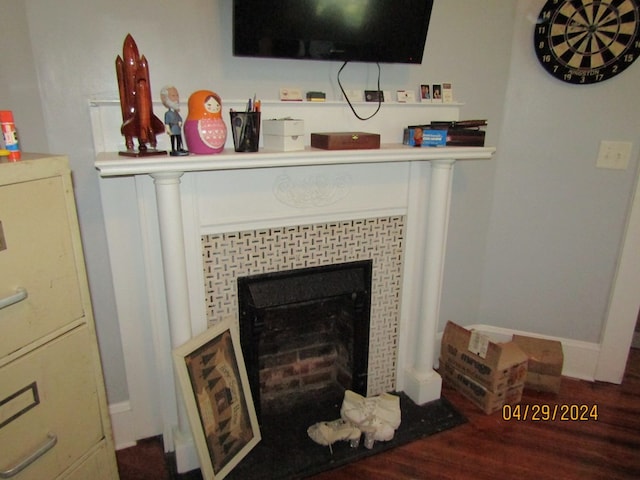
[{"left": 232, "top": 0, "right": 434, "bottom": 64}]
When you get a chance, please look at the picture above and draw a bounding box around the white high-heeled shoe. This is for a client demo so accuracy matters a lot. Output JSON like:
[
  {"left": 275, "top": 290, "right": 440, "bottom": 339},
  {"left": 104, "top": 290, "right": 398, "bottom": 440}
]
[
  {"left": 360, "top": 416, "right": 395, "bottom": 444},
  {"left": 375, "top": 392, "right": 401, "bottom": 430},
  {"left": 340, "top": 390, "right": 401, "bottom": 446},
  {"left": 307, "top": 418, "right": 362, "bottom": 453},
  {"left": 340, "top": 390, "right": 375, "bottom": 426}
]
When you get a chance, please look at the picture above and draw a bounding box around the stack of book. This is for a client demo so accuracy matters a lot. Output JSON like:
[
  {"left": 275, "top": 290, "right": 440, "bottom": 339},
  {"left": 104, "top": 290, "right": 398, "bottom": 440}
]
[{"left": 403, "top": 120, "right": 487, "bottom": 147}]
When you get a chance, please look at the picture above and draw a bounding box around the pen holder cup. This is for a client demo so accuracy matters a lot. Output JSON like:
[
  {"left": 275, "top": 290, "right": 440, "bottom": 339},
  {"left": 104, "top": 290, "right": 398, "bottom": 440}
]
[{"left": 230, "top": 111, "right": 261, "bottom": 152}]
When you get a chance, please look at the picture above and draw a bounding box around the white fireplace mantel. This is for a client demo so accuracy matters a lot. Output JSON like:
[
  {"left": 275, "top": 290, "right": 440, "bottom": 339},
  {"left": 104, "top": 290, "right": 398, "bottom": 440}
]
[
  {"left": 90, "top": 89, "right": 498, "bottom": 477},
  {"left": 95, "top": 143, "right": 493, "bottom": 470},
  {"left": 95, "top": 144, "right": 493, "bottom": 176}
]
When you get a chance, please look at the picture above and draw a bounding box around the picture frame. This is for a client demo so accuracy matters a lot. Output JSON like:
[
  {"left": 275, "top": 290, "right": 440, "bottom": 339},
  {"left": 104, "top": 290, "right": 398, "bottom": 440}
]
[
  {"left": 420, "top": 84, "right": 431, "bottom": 102},
  {"left": 432, "top": 83, "right": 443, "bottom": 103},
  {"left": 397, "top": 89, "right": 417, "bottom": 102},
  {"left": 442, "top": 82, "right": 453, "bottom": 103},
  {"left": 173, "top": 320, "right": 261, "bottom": 480}
]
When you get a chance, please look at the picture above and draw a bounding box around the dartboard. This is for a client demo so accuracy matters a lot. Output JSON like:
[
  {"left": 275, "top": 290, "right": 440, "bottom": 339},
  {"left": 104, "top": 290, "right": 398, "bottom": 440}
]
[{"left": 534, "top": 0, "right": 640, "bottom": 84}]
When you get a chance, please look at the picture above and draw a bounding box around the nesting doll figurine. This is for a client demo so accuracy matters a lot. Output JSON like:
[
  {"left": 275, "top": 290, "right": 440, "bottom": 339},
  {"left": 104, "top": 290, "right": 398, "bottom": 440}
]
[{"left": 184, "top": 90, "right": 227, "bottom": 154}]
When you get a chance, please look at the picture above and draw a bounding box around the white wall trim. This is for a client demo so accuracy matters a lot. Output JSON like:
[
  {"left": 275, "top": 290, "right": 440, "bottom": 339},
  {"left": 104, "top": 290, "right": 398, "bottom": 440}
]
[
  {"left": 108, "top": 401, "right": 137, "bottom": 451},
  {"left": 434, "top": 324, "right": 600, "bottom": 382},
  {"left": 596, "top": 162, "right": 640, "bottom": 383}
]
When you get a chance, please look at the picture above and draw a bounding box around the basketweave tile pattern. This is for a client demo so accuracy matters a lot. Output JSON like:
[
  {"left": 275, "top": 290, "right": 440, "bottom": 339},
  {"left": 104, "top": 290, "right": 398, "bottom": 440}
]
[{"left": 201, "top": 216, "right": 405, "bottom": 395}]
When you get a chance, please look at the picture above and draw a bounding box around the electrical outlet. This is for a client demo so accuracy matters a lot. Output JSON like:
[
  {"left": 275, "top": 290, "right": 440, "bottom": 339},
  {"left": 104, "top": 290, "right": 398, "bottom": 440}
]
[{"left": 596, "top": 140, "right": 632, "bottom": 170}]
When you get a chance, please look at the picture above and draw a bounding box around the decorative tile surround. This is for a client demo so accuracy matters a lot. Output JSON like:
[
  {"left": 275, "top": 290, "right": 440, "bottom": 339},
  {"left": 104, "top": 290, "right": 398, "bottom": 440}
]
[{"left": 201, "top": 216, "right": 405, "bottom": 395}]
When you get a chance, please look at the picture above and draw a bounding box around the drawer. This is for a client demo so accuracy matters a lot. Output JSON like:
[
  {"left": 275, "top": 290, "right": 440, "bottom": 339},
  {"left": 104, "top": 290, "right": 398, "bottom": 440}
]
[
  {"left": 0, "top": 326, "right": 103, "bottom": 480},
  {"left": 0, "top": 176, "right": 83, "bottom": 357},
  {"left": 60, "top": 441, "right": 118, "bottom": 480}
]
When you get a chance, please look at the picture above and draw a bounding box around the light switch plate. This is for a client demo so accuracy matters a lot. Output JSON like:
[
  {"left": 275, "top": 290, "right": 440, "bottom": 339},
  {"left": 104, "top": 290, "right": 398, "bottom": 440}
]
[{"left": 596, "top": 140, "right": 632, "bottom": 170}]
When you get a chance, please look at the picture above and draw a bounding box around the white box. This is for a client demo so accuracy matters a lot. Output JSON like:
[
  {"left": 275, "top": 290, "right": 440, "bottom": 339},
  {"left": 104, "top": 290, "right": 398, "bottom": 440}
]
[
  {"left": 264, "top": 135, "right": 305, "bottom": 151},
  {"left": 262, "top": 119, "right": 305, "bottom": 151},
  {"left": 262, "top": 118, "right": 305, "bottom": 136}
]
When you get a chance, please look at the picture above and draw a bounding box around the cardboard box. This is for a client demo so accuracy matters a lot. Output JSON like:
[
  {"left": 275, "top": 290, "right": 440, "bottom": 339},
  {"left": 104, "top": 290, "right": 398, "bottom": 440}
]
[
  {"left": 440, "top": 321, "right": 528, "bottom": 392},
  {"left": 441, "top": 360, "right": 524, "bottom": 414},
  {"left": 513, "top": 335, "right": 563, "bottom": 393},
  {"left": 403, "top": 127, "right": 420, "bottom": 146},
  {"left": 403, "top": 126, "right": 447, "bottom": 147},
  {"left": 310, "top": 132, "right": 380, "bottom": 150},
  {"left": 262, "top": 119, "right": 305, "bottom": 152},
  {"left": 423, "top": 129, "right": 448, "bottom": 147}
]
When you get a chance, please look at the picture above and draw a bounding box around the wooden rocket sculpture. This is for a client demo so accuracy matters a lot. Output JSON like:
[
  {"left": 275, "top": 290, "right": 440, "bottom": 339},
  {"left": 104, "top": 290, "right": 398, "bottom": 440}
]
[{"left": 116, "top": 34, "right": 166, "bottom": 156}]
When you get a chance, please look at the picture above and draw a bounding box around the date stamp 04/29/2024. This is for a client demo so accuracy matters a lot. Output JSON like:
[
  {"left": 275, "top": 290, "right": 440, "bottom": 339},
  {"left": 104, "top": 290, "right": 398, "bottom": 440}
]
[{"left": 502, "top": 404, "right": 599, "bottom": 422}]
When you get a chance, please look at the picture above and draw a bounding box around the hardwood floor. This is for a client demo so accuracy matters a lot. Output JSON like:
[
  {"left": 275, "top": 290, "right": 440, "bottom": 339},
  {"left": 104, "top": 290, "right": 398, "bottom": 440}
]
[
  {"left": 116, "top": 348, "right": 640, "bottom": 480},
  {"left": 310, "top": 348, "right": 640, "bottom": 480}
]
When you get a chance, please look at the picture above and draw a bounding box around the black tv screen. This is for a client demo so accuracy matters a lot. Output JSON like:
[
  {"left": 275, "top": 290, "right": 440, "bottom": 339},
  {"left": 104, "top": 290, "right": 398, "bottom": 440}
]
[{"left": 233, "top": 0, "right": 434, "bottom": 64}]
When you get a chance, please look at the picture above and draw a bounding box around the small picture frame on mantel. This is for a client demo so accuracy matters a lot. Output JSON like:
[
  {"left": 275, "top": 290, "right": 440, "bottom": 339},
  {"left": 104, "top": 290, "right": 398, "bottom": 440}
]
[
  {"left": 173, "top": 320, "right": 260, "bottom": 480},
  {"left": 397, "top": 90, "right": 417, "bottom": 102},
  {"left": 442, "top": 82, "right": 454, "bottom": 103},
  {"left": 432, "top": 84, "right": 443, "bottom": 103},
  {"left": 420, "top": 84, "right": 431, "bottom": 103}
]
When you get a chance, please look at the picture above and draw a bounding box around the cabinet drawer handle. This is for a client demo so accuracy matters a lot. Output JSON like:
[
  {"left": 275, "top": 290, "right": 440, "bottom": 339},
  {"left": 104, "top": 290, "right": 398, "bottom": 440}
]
[
  {"left": 0, "top": 432, "right": 57, "bottom": 478},
  {"left": 0, "top": 288, "right": 28, "bottom": 311}
]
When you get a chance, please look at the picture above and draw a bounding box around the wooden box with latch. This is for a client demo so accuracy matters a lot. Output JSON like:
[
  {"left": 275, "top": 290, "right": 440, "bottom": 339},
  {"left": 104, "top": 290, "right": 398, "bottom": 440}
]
[{"left": 310, "top": 132, "right": 380, "bottom": 150}]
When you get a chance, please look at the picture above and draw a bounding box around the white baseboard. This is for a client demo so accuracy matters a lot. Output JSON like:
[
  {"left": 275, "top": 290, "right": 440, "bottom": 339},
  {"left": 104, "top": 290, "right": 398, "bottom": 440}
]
[
  {"left": 173, "top": 428, "right": 200, "bottom": 473},
  {"left": 434, "top": 324, "right": 600, "bottom": 382},
  {"left": 108, "top": 401, "right": 200, "bottom": 473},
  {"left": 108, "top": 401, "right": 137, "bottom": 450}
]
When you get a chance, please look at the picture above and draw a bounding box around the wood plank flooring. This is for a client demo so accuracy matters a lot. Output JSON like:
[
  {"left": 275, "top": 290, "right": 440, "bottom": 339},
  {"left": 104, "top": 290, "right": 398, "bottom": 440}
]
[
  {"left": 310, "top": 348, "right": 640, "bottom": 480},
  {"left": 116, "top": 348, "right": 640, "bottom": 480}
]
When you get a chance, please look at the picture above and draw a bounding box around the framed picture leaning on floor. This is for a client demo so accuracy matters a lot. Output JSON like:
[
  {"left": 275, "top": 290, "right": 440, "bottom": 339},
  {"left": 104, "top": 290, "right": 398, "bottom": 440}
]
[{"left": 173, "top": 320, "right": 260, "bottom": 480}]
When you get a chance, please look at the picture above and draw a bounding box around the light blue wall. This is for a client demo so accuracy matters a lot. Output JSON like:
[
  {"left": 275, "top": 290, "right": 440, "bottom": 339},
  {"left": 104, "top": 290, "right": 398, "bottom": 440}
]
[{"left": 478, "top": 2, "right": 640, "bottom": 341}]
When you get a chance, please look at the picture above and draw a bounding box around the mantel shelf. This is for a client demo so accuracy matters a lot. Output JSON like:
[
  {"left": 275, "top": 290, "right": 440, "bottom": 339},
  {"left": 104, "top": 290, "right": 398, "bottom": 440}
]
[
  {"left": 89, "top": 98, "right": 465, "bottom": 108},
  {"left": 95, "top": 144, "right": 495, "bottom": 177}
]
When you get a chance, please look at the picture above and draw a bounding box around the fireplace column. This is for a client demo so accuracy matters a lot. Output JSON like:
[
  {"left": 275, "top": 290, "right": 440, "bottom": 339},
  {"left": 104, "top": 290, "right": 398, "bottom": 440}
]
[
  {"left": 404, "top": 159, "right": 455, "bottom": 405},
  {"left": 150, "top": 172, "right": 195, "bottom": 470}
]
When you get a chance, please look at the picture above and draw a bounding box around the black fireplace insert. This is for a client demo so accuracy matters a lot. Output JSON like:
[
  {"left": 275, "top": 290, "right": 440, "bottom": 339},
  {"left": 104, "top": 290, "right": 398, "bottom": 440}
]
[{"left": 237, "top": 260, "right": 372, "bottom": 420}]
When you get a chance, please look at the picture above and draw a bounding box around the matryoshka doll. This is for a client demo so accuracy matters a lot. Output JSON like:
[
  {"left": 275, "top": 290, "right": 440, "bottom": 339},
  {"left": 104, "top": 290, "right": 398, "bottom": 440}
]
[{"left": 184, "top": 90, "right": 227, "bottom": 154}]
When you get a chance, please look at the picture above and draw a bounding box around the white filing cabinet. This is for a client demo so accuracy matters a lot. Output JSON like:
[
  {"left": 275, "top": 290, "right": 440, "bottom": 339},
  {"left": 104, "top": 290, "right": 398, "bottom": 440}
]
[{"left": 0, "top": 154, "right": 118, "bottom": 479}]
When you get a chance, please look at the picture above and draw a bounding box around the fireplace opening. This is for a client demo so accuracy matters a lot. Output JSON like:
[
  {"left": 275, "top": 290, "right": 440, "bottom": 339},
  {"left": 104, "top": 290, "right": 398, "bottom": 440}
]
[{"left": 238, "top": 260, "right": 372, "bottom": 420}]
